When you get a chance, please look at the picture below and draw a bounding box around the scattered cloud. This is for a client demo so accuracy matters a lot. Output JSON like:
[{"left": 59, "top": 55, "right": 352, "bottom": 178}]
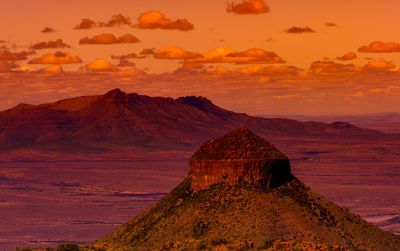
[
  {"left": 28, "top": 51, "right": 82, "bottom": 64},
  {"left": 185, "top": 46, "right": 285, "bottom": 64},
  {"left": 138, "top": 11, "right": 194, "bottom": 31},
  {"left": 285, "top": 26, "right": 315, "bottom": 33},
  {"left": 100, "top": 14, "right": 132, "bottom": 27},
  {"left": 73, "top": 14, "right": 132, "bottom": 30},
  {"left": 325, "top": 23, "right": 338, "bottom": 27},
  {"left": 79, "top": 33, "right": 139, "bottom": 45},
  {"left": 41, "top": 27, "right": 56, "bottom": 33},
  {"left": 117, "top": 59, "right": 136, "bottom": 67},
  {"left": 226, "top": 0, "right": 269, "bottom": 14},
  {"left": 111, "top": 53, "right": 138, "bottom": 60},
  {"left": 358, "top": 41, "right": 400, "bottom": 53},
  {"left": 309, "top": 60, "right": 359, "bottom": 75},
  {"left": 85, "top": 58, "right": 116, "bottom": 71},
  {"left": 337, "top": 52, "right": 357, "bottom": 61},
  {"left": 30, "top": 39, "right": 71, "bottom": 50},
  {"left": 74, "top": 18, "right": 97, "bottom": 30},
  {"left": 154, "top": 46, "right": 202, "bottom": 59}
]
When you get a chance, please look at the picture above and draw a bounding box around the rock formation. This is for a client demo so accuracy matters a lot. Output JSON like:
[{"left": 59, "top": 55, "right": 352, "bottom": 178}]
[
  {"left": 188, "top": 127, "right": 293, "bottom": 191},
  {"left": 94, "top": 128, "right": 400, "bottom": 251}
]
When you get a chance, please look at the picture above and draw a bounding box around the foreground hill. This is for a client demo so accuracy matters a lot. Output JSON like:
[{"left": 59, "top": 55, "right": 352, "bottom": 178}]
[
  {"left": 0, "top": 89, "right": 382, "bottom": 152},
  {"left": 94, "top": 128, "right": 400, "bottom": 251}
]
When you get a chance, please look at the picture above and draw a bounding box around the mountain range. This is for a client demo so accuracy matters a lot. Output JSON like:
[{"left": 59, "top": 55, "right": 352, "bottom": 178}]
[{"left": 0, "top": 89, "right": 382, "bottom": 153}]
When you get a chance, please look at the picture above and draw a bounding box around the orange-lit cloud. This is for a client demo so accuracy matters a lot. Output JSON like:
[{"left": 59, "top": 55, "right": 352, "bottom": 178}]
[
  {"left": 42, "top": 64, "right": 64, "bottom": 74},
  {"left": 185, "top": 46, "right": 285, "bottom": 64},
  {"left": 365, "top": 59, "right": 395, "bottom": 70},
  {"left": 28, "top": 51, "right": 82, "bottom": 64},
  {"left": 30, "top": 39, "right": 71, "bottom": 50},
  {"left": 154, "top": 46, "right": 202, "bottom": 59},
  {"left": 325, "top": 23, "right": 338, "bottom": 27},
  {"left": 85, "top": 58, "right": 116, "bottom": 71},
  {"left": 73, "top": 18, "right": 97, "bottom": 30},
  {"left": 226, "top": 0, "right": 269, "bottom": 15},
  {"left": 285, "top": 26, "right": 315, "bottom": 33},
  {"left": 79, "top": 33, "right": 140, "bottom": 45},
  {"left": 337, "top": 52, "right": 357, "bottom": 61},
  {"left": 0, "top": 49, "right": 35, "bottom": 61},
  {"left": 138, "top": 11, "right": 193, "bottom": 31},
  {"left": 358, "top": 41, "right": 400, "bottom": 53},
  {"left": 308, "top": 60, "right": 358, "bottom": 75},
  {"left": 41, "top": 27, "right": 56, "bottom": 33}
]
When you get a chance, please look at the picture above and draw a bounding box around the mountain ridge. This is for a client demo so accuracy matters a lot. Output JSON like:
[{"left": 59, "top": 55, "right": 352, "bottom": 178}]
[{"left": 0, "top": 88, "right": 384, "bottom": 152}]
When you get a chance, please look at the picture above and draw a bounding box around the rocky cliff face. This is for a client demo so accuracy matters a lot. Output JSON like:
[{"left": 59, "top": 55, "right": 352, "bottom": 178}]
[{"left": 188, "top": 128, "right": 293, "bottom": 191}]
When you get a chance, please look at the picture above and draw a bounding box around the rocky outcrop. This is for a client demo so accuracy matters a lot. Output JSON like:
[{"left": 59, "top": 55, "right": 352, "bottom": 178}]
[{"left": 188, "top": 127, "right": 293, "bottom": 191}]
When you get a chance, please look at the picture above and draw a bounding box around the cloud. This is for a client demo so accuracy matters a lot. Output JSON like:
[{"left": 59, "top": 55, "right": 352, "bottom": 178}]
[
  {"left": 0, "top": 61, "right": 19, "bottom": 72},
  {"left": 79, "top": 33, "right": 140, "bottom": 45},
  {"left": 117, "top": 59, "right": 136, "bottom": 67},
  {"left": 73, "top": 18, "right": 97, "bottom": 30},
  {"left": 285, "top": 26, "right": 315, "bottom": 33},
  {"left": 42, "top": 64, "right": 64, "bottom": 74},
  {"left": 337, "top": 52, "right": 357, "bottom": 61},
  {"left": 226, "top": 0, "right": 269, "bottom": 14},
  {"left": 364, "top": 60, "right": 395, "bottom": 70},
  {"left": 154, "top": 46, "right": 202, "bottom": 59},
  {"left": 30, "top": 39, "right": 71, "bottom": 50},
  {"left": 140, "top": 48, "right": 155, "bottom": 55},
  {"left": 138, "top": 11, "right": 194, "bottom": 31},
  {"left": 85, "top": 58, "right": 116, "bottom": 71},
  {"left": 41, "top": 27, "right": 56, "bottom": 33},
  {"left": 111, "top": 53, "right": 138, "bottom": 60},
  {"left": 352, "top": 91, "right": 364, "bottom": 97},
  {"left": 100, "top": 14, "right": 132, "bottom": 27},
  {"left": 0, "top": 49, "right": 35, "bottom": 61},
  {"left": 73, "top": 14, "right": 132, "bottom": 30},
  {"left": 325, "top": 23, "right": 338, "bottom": 27},
  {"left": 28, "top": 51, "right": 82, "bottom": 64},
  {"left": 358, "top": 41, "right": 400, "bottom": 53},
  {"left": 309, "top": 60, "right": 359, "bottom": 74},
  {"left": 185, "top": 46, "right": 285, "bottom": 64}
]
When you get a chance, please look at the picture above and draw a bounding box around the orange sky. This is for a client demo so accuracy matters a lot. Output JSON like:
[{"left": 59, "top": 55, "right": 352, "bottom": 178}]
[{"left": 1, "top": 0, "right": 400, "bottom": 115}]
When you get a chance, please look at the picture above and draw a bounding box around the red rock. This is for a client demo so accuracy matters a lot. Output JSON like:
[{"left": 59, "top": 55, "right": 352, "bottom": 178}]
[{"left": 188, "top": 128, "right": 293, "bottom": 191}]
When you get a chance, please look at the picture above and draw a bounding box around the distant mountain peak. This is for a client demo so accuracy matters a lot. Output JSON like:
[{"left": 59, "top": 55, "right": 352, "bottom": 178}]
[
  {"left": 188, "top": 128, "right": 292, "bottom": 191},
  {"left": 176, "top": 95, "right": 214, "bottom": 110}
]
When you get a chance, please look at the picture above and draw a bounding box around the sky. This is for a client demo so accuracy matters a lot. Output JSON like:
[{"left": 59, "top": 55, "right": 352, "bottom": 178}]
[{"left": 1, "top": 0, "right": 400, "bottom": 115}]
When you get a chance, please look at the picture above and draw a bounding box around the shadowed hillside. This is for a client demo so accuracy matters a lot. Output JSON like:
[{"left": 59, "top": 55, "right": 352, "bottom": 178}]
[{"left": 93, "top": 129, "right": 400, "bottom": 250}]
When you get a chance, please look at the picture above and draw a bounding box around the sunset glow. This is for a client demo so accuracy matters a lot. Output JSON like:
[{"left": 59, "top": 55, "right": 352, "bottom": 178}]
[{"left": 1, "top": 0, "right": 400, "bottom": 115}]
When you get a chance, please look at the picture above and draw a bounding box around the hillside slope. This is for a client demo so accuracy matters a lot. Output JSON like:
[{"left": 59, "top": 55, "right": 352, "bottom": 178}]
[{"left": 93, "top": 128, "right": 400, "bottom": 251}]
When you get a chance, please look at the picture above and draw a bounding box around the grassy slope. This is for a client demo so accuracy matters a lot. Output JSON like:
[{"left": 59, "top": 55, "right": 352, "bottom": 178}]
[{"left": 94, "top": 178, "right": 400, "bottom": 251}]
